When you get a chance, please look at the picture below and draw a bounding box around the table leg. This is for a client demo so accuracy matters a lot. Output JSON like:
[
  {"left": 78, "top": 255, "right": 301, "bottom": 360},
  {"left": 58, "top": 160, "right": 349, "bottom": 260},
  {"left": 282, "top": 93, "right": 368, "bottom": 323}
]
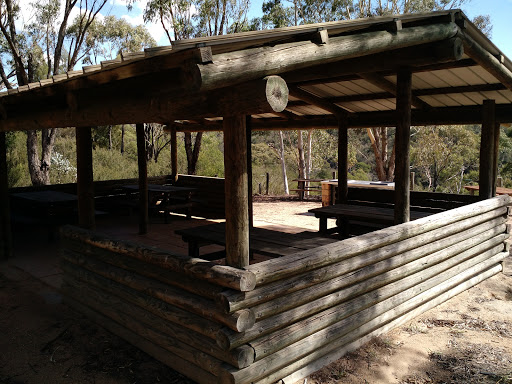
[
  {"left": 188, "top": 242, "right": 200, "bottom": 258},
  {"left": 319, "top": 217, "right": 327, "bottom": 233}
]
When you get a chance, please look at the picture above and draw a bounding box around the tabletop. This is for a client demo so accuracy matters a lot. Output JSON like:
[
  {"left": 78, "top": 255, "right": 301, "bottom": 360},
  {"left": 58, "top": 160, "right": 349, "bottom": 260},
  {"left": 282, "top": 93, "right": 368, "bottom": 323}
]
[
  {"left": 122, "top": 184, "right": 196, "bottom": 193},
  {"left": 11, "top": 190, "right": 78, "bottom": 203}
]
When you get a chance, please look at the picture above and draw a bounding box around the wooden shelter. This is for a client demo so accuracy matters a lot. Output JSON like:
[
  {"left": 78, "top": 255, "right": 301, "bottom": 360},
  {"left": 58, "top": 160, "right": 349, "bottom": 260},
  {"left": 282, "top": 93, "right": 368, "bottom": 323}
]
[{"left": 1, "top": 9, "right": 512, "bottom": 384}]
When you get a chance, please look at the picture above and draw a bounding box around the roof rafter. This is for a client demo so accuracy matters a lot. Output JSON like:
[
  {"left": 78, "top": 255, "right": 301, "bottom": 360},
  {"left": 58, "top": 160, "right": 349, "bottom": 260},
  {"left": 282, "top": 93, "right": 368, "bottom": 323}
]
[{"left": 358, "top": 72, "right": 431, "bottom": 109}]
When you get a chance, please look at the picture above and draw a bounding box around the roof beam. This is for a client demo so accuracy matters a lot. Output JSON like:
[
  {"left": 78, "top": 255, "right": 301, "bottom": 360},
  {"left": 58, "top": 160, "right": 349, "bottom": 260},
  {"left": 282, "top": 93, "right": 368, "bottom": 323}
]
[
  {"left": 283, "top": 37, "right": 464, "bottom": 85},
  {"left": 0, "top": 76, "right": 289, "bottom": 132},
  {"left": 460, "top": 31, "right": 512, "bottom": 91},
  {"left": 286, "top": 83, "right": 508, "bottom": 107},
  {"left": 191, "top": 22, "right": 459, "bottom": 91},
  {"left": 359, "top": 72, "right": 430, "bottom": 109},
  {"left": 288, "top": 86, "right": 350, "bottom": 117},
  {"left": 246, "top": 104, "right": 512, "bottom": 130}
]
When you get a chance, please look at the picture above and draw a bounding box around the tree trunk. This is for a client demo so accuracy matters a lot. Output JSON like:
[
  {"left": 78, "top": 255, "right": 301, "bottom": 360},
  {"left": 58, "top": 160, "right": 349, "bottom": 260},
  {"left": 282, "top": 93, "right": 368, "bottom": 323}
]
[
  {"left": 306, "top": 130, "right": 313, "bottom": 180},
  {"left": 297, "top": 130, "right": 306, "bottom": 195},
  {"left": 121, "top": 125, "right": 125, "bottom": 154},
  {"left": 279, "top": 131, "right": 289, "bottom": 195},
  {"left": 184, "top": 132, "right": 203, "bottom": 175},
  {"left": 26, "top": 129, "right": 56, "bottom": 185},
  {"left": 368, "top": 127, "right": 395, "bottom": 182}
]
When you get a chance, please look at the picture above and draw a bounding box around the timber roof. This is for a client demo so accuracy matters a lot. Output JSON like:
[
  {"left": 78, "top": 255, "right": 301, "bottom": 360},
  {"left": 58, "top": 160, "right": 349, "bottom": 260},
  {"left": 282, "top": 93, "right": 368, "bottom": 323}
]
[{"left": 1, "top": 9, "right": 512, "bottom": 132}]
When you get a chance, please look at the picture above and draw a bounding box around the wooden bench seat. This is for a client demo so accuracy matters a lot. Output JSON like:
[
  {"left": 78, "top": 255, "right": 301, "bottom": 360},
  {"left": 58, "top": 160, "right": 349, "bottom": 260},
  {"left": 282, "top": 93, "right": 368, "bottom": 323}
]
[
  {"left": 175, "top": 223, "right": 337, "bottom": 259},
  {"left": 309, "top": 203, "right": 433, "bottom": 236}
]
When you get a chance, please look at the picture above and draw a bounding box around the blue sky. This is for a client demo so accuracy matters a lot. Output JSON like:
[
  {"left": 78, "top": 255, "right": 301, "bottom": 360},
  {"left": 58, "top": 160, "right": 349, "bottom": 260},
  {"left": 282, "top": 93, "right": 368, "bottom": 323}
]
[
  {"left": 462, "top": 0, "right": 512, "bottom": 58},
  {"left": 109, "top": 0, "right": 511, "bottom": 58},
  {"left": 17, "top": 0, "right": 510, "bottom": 59}
]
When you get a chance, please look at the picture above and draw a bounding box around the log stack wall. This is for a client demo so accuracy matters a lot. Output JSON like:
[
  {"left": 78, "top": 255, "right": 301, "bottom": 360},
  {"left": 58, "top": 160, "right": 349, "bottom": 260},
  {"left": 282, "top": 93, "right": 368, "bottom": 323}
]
[
  {"left": 61, "top": 195, "right": 511, "bottom": 384},
  {"left": 60, "top": 225, "right": 256, "bottom": 384},
  {"left": 218, "top": 195, "right": 511, "bottom": 384}
]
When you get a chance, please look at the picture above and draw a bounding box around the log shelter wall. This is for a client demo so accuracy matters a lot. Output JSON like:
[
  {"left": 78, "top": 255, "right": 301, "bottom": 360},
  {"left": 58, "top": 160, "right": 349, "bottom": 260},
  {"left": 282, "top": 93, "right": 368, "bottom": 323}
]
[{"left": 60, "top": 194, "right": 511, "bottom": 384}]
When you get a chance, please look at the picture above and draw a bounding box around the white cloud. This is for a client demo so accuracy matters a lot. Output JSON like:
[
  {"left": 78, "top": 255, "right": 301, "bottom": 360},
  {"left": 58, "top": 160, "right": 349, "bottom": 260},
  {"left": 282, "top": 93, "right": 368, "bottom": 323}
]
[{"left": 121, "top": 13, "right": 169, "bottom": 44}]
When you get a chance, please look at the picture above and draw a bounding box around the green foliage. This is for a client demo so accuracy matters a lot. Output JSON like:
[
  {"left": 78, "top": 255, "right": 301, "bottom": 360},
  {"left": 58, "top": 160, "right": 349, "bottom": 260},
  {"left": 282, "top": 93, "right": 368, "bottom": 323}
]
[
  {"left": 6, "top": 132, "right": 29, "bottom": 187},
  {"left": 195, "top": 132, "right": 224, "bottom": 177},
  {"left": 410, "top": 125, "right": 479, "bottom": 193},
  {"left": 67, "top": 15, "right": 157, "bottom": 65}
]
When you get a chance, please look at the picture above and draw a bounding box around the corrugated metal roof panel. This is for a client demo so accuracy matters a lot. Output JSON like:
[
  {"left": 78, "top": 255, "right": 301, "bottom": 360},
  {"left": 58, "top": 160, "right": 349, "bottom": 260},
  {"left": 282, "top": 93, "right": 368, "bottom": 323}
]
[{"left": 469, "top": 65, "right": 500, "bottom": 84}]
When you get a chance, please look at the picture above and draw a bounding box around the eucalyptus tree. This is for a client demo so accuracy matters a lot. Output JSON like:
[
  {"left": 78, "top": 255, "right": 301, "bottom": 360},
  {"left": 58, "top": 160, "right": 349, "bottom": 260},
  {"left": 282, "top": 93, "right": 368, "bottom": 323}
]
[
  {"left": 411, "top": 125, "right": 478, "bottom": 192},
  {"left": 0, "top": 0, "right": 108, "bottom": 185},
  {"left": 131, "top": 0, "right": 251, "bottom": 175}
]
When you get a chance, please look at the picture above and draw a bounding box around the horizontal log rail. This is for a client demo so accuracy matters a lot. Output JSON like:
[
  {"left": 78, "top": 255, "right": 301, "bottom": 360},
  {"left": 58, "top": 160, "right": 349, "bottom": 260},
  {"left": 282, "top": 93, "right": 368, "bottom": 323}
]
[
  {"left": 217, "top": 226, "right": 507, "bottom": 350},
  {"left": 60, "top": 260, "right": 222, "bottom": 339},
  {"left": 246, "top": 195, "right": 512, "bottom": 285},
  {"left": 61, "top": 225, "right": 256, "bottom": 292},
  {"left": 248, "top": 241, "right": 506, "bottom": 361},
  {"left": 62, "top": 275, "right": 255, "bottom": 369},
  {"left": 65, "top": 297, "right": 219, "bottom": 384},
  {"left": 223, "top": 253, "right": 507, "bottom": 384},
  {"left": 219, "top": 205, "right": 508, "bottom": 314},
  {"left": 61, "top": 250, "right": 255, "bottom": 332},
  {"left": 258, "top": 263, "right": 503, "bottom": 384}
]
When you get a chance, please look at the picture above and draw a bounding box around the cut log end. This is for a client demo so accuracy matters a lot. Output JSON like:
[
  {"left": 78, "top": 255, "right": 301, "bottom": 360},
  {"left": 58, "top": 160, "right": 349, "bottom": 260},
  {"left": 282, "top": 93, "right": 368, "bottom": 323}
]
[
  {"left": 239, "top": 272, "right": 257, "bottom": 292},
  {"left": 265, "top": 75, "right": 289, "bottom": 112},
  {"left": 235, "top": 308, "right": 256, "bottom": 332},
  {"left": 232, "top": 345, "right": 256, "bottom": 369}
]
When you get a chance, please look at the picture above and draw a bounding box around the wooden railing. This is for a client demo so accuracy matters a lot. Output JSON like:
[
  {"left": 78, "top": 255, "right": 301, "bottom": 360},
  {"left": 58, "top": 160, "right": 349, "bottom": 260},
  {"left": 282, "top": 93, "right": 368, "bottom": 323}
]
[{"left": 60, "top": 195, "right": 511, "bottom": 384}]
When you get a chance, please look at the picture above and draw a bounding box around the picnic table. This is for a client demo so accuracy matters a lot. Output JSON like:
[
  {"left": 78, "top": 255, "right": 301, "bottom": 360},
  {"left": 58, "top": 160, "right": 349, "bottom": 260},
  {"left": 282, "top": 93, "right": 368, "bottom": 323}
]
[
  {"left": 10, "top": 190, "right": 79, "bottom": 238},
  {"left": 309, "top": 203, "right": 433, "bottom": 236},
  {"left": 464, "top": 185, "right": 512, "bottom": 196},
  {"left": 175, "top": 222, "right": 337, "bottom": 259},
  {"left": 10, "top": 190, "right": 78, "bottom": 215},
  {"left": 122, "top": 184, "right": 196, "bottom": 220}
]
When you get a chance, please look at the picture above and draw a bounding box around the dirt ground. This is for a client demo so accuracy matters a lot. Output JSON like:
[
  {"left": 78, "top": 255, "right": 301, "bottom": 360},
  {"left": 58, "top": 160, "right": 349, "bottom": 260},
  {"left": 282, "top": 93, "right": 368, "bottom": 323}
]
[{"left": 1, "top": 197, "right": 511, "bottom": 384}]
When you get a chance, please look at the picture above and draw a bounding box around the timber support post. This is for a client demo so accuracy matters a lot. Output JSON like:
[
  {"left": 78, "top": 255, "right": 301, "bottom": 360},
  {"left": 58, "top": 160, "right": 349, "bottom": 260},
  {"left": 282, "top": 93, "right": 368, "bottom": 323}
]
[
  {"left": 394, "top": 68, "right": 412, "bottom": 224},
  {"left": 337, "top": 117, "right": 349, "bottom": 204},
  {"left": 223, "top": 115, "right": 250, "bottom": 268},
  {"left": 76, "top": 126, "right": 95, "bottom": 230},
  {"left": 493, "top": 122, "right": 500, "bottom": 193},
  {"left": 479, "top": 99, "right": 496, "bottom": 199},
  {"left": 0, "top": 132, "right": 12, "bottom": 259},
  {"left": 136, "top": 123, "right": 149, "bottom": 234},
  {"left": 246, "top": 116, "right": 254, "bottom": 229},
  {"left": 170, "top": 124, "right": 178, "bottom": 184}
]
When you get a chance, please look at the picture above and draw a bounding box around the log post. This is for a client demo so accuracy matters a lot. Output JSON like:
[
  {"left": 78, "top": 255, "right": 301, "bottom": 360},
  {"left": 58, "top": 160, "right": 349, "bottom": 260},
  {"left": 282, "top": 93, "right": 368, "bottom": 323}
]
[
  {"left": 0, "top": 132, "right": 12, "bottom": 259},
  {"left": 394, "top": 69, "right": 412, "bottom": 224},
  {"left": 170, "top": 124, "right": 178, "bottom": 184},
  {"left": 223, "top": 115, "right": 250, "bottom": 268},
  {"left": 246, "top": 116, "right": 254, "bottom": 229},
  {"left": 493, "top": 122, "right": 500, "bottom": 194},
  {"left": 479, "top": 100, "right": 496, "bottom": 199},
  {"left": 76, "top": 126, "right": 95, "bottom": 229},
  {"left": 337, "top": 117, "right": 348, "bottom": 204},
  {"left": 136, "top": 123, "right": 148, "bottom": 234}
]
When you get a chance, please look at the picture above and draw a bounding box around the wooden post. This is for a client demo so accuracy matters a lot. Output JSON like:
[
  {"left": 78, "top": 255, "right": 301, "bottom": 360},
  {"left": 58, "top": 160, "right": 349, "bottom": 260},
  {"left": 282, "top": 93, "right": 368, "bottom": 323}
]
[
  {"left": 493, "top": 123, "right": 500, "bottom": 194},
  {"left": 266, "top": 173, "right": 269, "bottom": 195},
  {"left": 479, "top": 100, "right": 496, "bottom": 199},
  {"left": 246, "top": 116, "right": 254, "bottom": 229},
  {"left": 410, "top": 172, "right": 415, "bottom": 191},
  {"left": 223, "top": 115, "right": 250, "bottom": 268},
  {"left": 76, "top": 126, "right": 95, "bottom": 229},
  {"left": 136, "top": 123, "right": 148, "bottom": 234},
  {"left": 170, "top": 124, "right": 178, "bottom": 184},
  {"left": 0, "top": 132, "right": 12, "bottom": 259},
  {"left": 337, "top": 117, "right": 348, "bottom": 204},
  {"left": 394, "top": 69, "right": 412, "bottom": 224}
]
